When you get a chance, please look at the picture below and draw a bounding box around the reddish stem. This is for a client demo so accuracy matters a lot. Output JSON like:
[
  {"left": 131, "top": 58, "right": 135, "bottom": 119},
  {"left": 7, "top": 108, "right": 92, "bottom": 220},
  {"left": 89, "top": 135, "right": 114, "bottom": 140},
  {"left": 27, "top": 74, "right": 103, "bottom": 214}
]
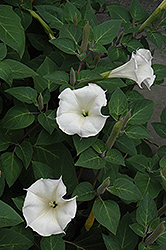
[{"left": 77, "top": 51, "right": 91, "bottom": 73}]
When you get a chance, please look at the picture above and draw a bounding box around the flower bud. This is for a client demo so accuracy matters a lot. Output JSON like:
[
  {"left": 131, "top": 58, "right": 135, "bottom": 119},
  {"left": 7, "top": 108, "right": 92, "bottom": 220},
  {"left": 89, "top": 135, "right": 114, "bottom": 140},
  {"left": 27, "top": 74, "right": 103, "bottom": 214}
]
[
  {"left": 97, "top": 177, "right": 110, "bottom": 196},
  {"left": 85, "top": 208, "right": 95, "bottom": 231},
  {"left": 122, "top": 109, "right": 131, "bottom": 130},
  {"left": 70, "top": 67, "right": 76, "bottom": 86},
  {"left": 73, "top": 12, "right": 77, "bottom": 26},
  {"left": 81, "top": 21, "right": 89, "bottom": 53},
  {"left": 38, "top": 93, "right": 44, "bottom": 112},
  {"left": 145, "top": 221, "right": 165, "bottom": 246}
]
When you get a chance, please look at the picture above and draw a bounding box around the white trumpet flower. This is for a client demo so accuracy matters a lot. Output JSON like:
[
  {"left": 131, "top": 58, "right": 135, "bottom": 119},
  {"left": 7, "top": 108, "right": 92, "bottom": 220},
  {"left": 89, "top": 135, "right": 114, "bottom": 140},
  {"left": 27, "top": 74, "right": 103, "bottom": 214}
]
[
  {"left": 22, "top": 177, "right": 77, "bottom": 236},
  {"left": 56, "top": 84, "right": 109, "bottom": 137}
]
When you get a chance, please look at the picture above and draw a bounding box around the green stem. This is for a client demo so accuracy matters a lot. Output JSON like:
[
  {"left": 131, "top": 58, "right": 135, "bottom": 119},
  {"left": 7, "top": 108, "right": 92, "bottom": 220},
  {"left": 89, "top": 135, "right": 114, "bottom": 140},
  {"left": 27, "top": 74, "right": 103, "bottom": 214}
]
[{"left": 138, "top": 0, "right": 166, "bottom": 33}]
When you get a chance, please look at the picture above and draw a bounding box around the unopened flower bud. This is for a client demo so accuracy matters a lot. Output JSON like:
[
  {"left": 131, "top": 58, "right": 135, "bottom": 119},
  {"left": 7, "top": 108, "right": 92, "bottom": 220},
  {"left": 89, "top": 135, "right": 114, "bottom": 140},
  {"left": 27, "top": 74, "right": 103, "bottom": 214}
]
[
  {"left": 81, "top": 21, "right": 89, "bottom": 53},
  {"left": 38, "top": 93, "right": 44, "bottom": 112},
  {"left": 70, "top": 67, "right": 75, "bottom": 86},
  {"left": 145, "top": 221, "right": 165, "bottom": 246},
  {"left": 97, "top": 177, "right": 110, "bottom": 195},
  {"left": 73, "top": 12, "right": 77, "bottom": 26},
  {"left": 122, "top": 109, "right": 131, "bottom": 130}
]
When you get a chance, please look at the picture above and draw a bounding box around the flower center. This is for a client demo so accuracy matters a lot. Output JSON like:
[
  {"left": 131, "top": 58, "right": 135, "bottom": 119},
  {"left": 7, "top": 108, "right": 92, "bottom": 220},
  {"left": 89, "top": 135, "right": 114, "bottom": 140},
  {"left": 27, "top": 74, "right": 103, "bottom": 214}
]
[
  {"left": 49, "top": 201, "right": 58, "bottom": 208},
  {"left": 82, "top": 109, "right": 89, "bottom": 117}
]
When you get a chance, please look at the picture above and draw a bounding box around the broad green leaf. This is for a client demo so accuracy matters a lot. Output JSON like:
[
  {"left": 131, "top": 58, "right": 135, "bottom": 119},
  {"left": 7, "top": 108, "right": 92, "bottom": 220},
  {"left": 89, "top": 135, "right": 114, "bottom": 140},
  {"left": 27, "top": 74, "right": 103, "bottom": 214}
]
[
  {"left": 0, "top": 132, "right": 10, "bottom": 151},
  {"left": 115, "top": 213, "right": 138, "bottom": 250},
  {"left": 11, "top": 223, "right": 34, "bottom": 241},
  {"left": 32, "top": 161, "right": 55, "bottom": 180},
  {"left": 33, "top": 144, "right": 78, "bottom": 193},
  {"left": 12, "top": 196, "right": 25, "bottom": 211},
  {"left": 0, "top": 61, "right": 13, "bottom": 86},
  {"left": 108, "top": 88, "right": 128, "bottom": 120},
  {"left": 115, "top": 134, "right": 137, "bottom": 155},
  {"left": 102, "top": 234, "right": 122, "bottom": 250},
  {"left": 136, "top": 194, "right": 157, "bottom": 226},
  {"left": 50, "top": 38, "right": 76, "bottom": 55},
  {"left": 59, "top": 24, "right": 82, "bottom": 44},
  {"left": 77, "top": 70, "right": 102, "bottom": 83},
  {"left": 33, "top": 57, "right": 58, "bottom": 93},
  {"left": 105, "top": 149, "right": 125, "bottom": 166},
  {"left": 94, "top": 20, "right": 121, "bottom": 45},
  {"left": 75, "top": 148, "right": 106, "bottom": 169},
  {"left": 81, "top": 0, "right": 97, "bottom": 27},
  {"left": 72, "top": 182, "right": 95, "bottom": 201},
  {"left": 126, "top": 125, "right": 152, "bottom": 139},
  {"left": 92, "top": 139, "right": 106, "bottom": 154},
  {"left": 147, "top": 31, "right": 163, "bottom": 50},
  {"left": 127, "top": 154, "right": 150, "bottom": 172},
  {"left": 73, "top": 135, "right": 97, "bottom": 155},
  {"left": 93, "top": 199, "right": 120, "bottom": 235},
  {"left": 152, "top": 122, "right": 166, "bottom": 138},
  {"left": 14, "top": 8, "right": 32, "bottom": 30},
  {"left": 108, "top": 5, "right": 131, "bottom": 23},
  {"left": 41, "top": 235, "right": 65, "bottom": 250},
  {"left": 1, "top": 105, "right": 35, "bottom": 130},
  {"left": 129, "top": 223, "right": 146, "bottom": 237},
  {"left": 0, "top": 228, "right": 33, "bottom": 250},
  {"left": 126, "top": 90, "right": 144, "bottom": 103},
  {"left": 38, "top": 110, "right": 56, "bottom": 134},
  {"left": 134, "top": 172, "right": 162, "bottom": 199},
  {"left": 44, "top": 70, "right": 69, "bottom": 90},
  {"left": 98, "top": 78, "right": 126, "bottom": 94},
  {"left": 129, "top": 99, "right": 154, "bottom": 125},
  {"left": 4, "top": 59, "right": 37, "bottom": 79},
  {"left": 64, "top": 1, "right": 82, "bottom": 24},
  {"left": 15, "top": 141, "right": 33, "bottom": 169},
  {"left": 0, "top": 167, "right": 5, "bottom": 197},
  {"left": 0, "top": 5, "right": 25, "bottom": 57},
  {"left": 35, "top": 129, "right": 64, "bottom": 146},
  {"left": 153, "top": 64, "right": 166, "bottom": 81},
  {"left": 157, "top": 231, "right": 166, "bottom": 246},
  {"left": 129, "top": 0, "right": 149, "bottom": 24},
  {"left": 127, "top": 39, "right": 144, "bottom": 52},
  {"left": 108, "top": 46, "right": 127, "bottom": 62},
  {"left": 0, "top": 43, "right": 7, "bottom": 60},
  {"left": 108, "top": 178, "right": 142, "bottom": 202},
  {"left": 5, "top": 86, "right": 37, "bottom": 104},
  {"left": 157, "top": 145, "right": 166, "bottom": 157},
  {"left": 35, "top": 5, "right": 64, "bottom": 29},
  {"left": 161, "top": 107, "right": 166, "bottom": 124},
  {"left": 0, "top": 200, "right": 23, "bottom": 228},
  {"left": 27, "top": 33, "right": 49, "bottom": 51},
  {"left": 1, "top": 152, "right": 23, "bottom": 187},
  {"left": 90, "top": 43, "right": 108, "bottom": 54}
]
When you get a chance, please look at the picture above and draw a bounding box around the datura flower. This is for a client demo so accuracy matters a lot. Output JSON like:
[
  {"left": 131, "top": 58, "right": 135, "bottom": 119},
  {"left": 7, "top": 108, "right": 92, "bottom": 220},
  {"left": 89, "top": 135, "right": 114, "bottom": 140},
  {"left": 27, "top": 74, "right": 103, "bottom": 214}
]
[
  {"left": 102, "top": 49, "right": 155, "bottom": 90},
  {"left": 56, "top": 84, "right": 109, "bottom": 137},
  {"left": 22, "top": 177, "right": 77, "bottom": 236}
]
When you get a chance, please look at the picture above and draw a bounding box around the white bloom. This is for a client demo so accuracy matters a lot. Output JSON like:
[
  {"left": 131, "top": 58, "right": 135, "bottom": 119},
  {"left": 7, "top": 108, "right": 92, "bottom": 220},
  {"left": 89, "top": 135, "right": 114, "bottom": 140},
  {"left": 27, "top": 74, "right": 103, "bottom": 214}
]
[
  {"left": 22, "top": 177, "right": 77, "bottom": 236},
  {"left": 56, "top": 84, "right": 109, "bottom": 137},
  {"left": 107, "top": 49, "right": 156, "bottom": 90}
]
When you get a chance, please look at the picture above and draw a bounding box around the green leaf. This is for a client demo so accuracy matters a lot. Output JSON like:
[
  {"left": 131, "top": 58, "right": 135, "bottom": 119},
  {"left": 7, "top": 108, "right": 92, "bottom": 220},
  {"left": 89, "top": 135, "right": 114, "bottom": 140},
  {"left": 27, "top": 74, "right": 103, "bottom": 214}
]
[
  {"left": 4, "top": 59, "right": 37, "bottom": 79},
  {"left": 108, "top": 5, "right": 131, "bottom": 23},
  {"left": 153, "top": 64, "right": 166, "bottom": 81},
  {"left": 1, "top": 152, "right": 23, "bottom": 187},
  {"left": 12, "top": 196, "right": 25, "bottom": 211},
  {"left": 102, "top": 234, "right": 122, "bottom": 250},
  {"left": 38, "top": 110, "right": 56, "bottom": 134},
  {"left": 90, "top": 43, "right": 108, "bottom": 54},
  {"left": 0, "top": 228, "right": 33, "bottom": 250},
  {"left": 115, "top": 134, "right": 137, "bottom": 155},
  {"left": 41, "top": 235, "right": 65, "bottom": 250},
  {"left": 92, "top": 139, "right": 106, "bottom": 154},
  {"left": 33, "top": 57, "right": 58, "bottom": 93},
  {"left": 157, "top": 145, "right": 166, "bottom": 157},
  {"left": 0, "top": 200, "right": 23, "bottom": 228},
  {"left": 161, "top": 107, "right": 166, "bottom": 124},
  {"left": 108, "top": 178, "right": 142, "bottom": 202},
  {"left": 152, "top": 122, "right": 166, "bottom": 138},
  {"left": 32, "top": 161, "right": 55, "bottom": 180},
  {"left": 108, "top": 46, "right": 127, "bottom": 63},
  {"left": 0, "top": 43, "right": 7, "bottom": 60},
  {"left": 98, "top": 78, "right": 126, "bottom": 94},
  {"left": 129, "top": 223, "right": 146, "bottom": 237},
  {"left": 0, "top": 132, "right": 10, "bottom": 151},
  {"left": 1, "top": 105, "right": 35, "bottom": 130},
  {"left": 35, "top": 5, "right": 64, "bottom": 29},
  {"left": 5, "top": 86, "right": 37, "bottom": 104},
  {"left": 115, "top": 213, "right": 138, "bottom": 250},
  {"left": 147, "top": 31, "right": 163, "bottom": 50},
  {"left": 50, "top": 38, "right": 76, "bottom": 55},
  {"left": 157, "top": 231, "right": 166, "bottom": 247},
  {"left": 72, "top": 182, "right": 95, "bottom": 201},
  {"left": 94, "top": 20, "right": 121, "bottom": 45},
  {"left": 93, "top": 199, "right": 120, "bottom": 235},
  {"left": 136, "top": 194, "right": 157, "bottom": 226},
  {"left": 14, "top": 8, "right": 32, "bottom": 30},
  {"left": 0, "top": 61, "right": 13, "bottom": 86},
  {"left": 127, "top": 154, "right": 150, "bottom": 172},
  {"left": 64, "top": 1, "right": 82, "bottom": 24},
  {"left": 75, "top": 148, "right": 106, "bottom": 169},
  {"left": 105, "top": 149, "right": 125, "bottom": 166},
  {"left": 126, "top": 125, "right": 152, "bottom": 139},
  {"left": 81, "top": 0, "right": 98, "bottom": 27},
  {"left": 108, "top": 88, "right": 128, "bottom": 120},
  {"left": 129, "top": 0, "right": 149, "bottom": 24},
  {"left": 35, "top": 129, "right": 64, "bottom": 145},
  {"left": 129, "top": 99, "right": 154, "bottom": 125},
  {"left": 73, "top": 135, "right": 97, "bottom": 155},
  {"left": 127, "top": 39, "right": 144, "bottom": 52},
  {"left": 15, "top": 141, "right": 33, "bottom": 169},
  {"left": 0, "top": 5, "right": 25, "bottom": 57},
  {"left": 44, "top": 70, "right": 69, "bottom": 90},
  {"left": 134, "top": 172, "right": 162, "bottom": 199},
  {"left": 59, "top": 24, "right": 82, "bottom": 44},
  {"left": 126, "top": 90, "right": 144, "bottom": 103}
]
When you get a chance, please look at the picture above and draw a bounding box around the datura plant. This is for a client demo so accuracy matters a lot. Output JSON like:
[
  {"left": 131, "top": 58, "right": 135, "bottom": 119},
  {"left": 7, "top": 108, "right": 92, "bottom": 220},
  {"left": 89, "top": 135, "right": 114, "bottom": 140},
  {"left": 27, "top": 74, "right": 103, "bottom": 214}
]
[{"left": 1, "top": 0, "right": 166, "bottom": 249}]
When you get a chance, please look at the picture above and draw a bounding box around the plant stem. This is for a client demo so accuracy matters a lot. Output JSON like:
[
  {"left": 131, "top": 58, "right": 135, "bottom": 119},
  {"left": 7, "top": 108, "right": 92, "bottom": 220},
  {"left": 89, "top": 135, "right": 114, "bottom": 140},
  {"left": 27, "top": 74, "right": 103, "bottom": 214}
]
[
  {"left": 77, "top": 51, "right": 91, "bottom": 73},
  {"left": 18, "top": 123, "right": 40, "bottom": 144}
]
